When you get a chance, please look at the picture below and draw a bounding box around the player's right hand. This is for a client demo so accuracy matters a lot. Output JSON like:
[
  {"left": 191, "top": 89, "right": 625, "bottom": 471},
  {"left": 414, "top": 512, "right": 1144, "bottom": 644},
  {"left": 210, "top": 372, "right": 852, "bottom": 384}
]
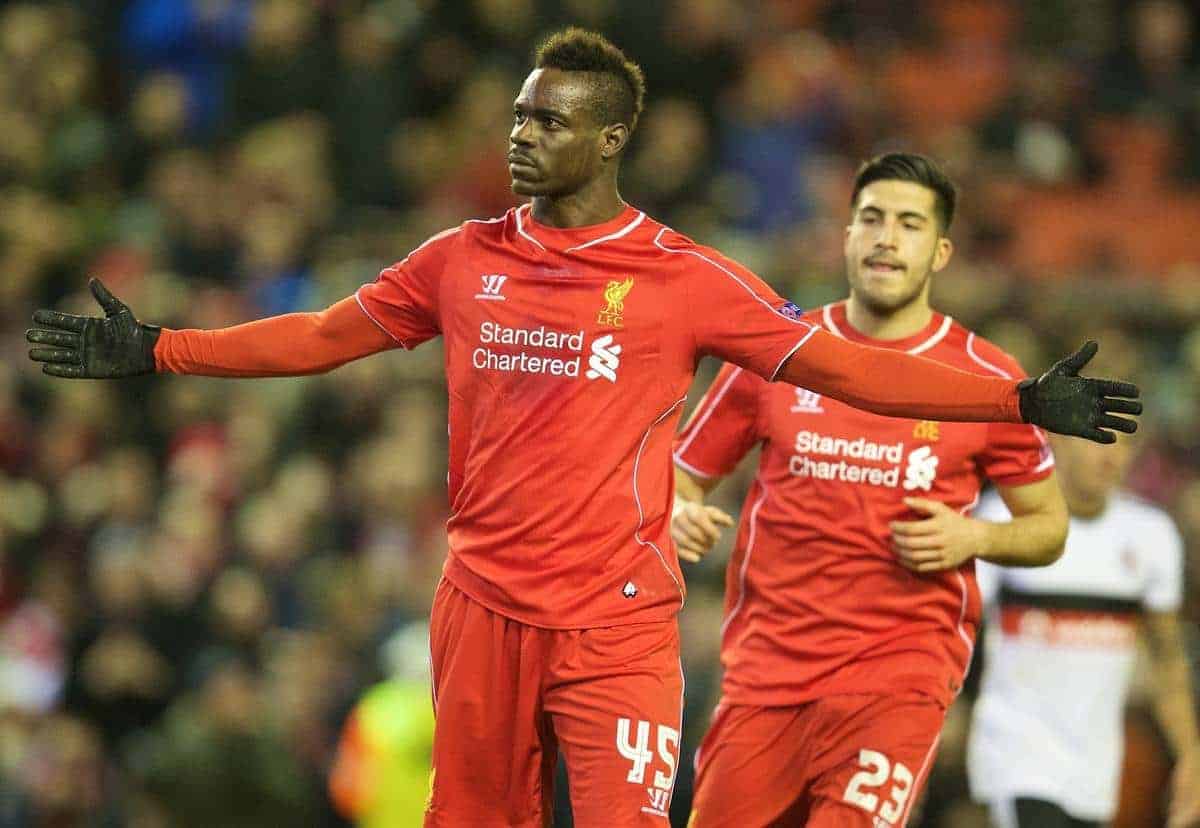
[
  {"left": 671, "top": 500, "right": 734, "bottom": 563},
  {"left": 26, "top": 278, "right": 160, "bottom": 379},
  {"left": 1017, "top": 340, "right": 1141, "bottom": 444}
]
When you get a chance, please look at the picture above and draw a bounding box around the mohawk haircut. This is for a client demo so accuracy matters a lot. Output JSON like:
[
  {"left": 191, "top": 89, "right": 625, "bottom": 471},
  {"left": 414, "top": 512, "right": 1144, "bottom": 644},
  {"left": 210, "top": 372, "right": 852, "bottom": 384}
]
[
  {"left": 851, "top": 152, "right": 958, "bottom": 232},
  {"left": 534, "top": 28, "right": 646, "bottom": 133}
]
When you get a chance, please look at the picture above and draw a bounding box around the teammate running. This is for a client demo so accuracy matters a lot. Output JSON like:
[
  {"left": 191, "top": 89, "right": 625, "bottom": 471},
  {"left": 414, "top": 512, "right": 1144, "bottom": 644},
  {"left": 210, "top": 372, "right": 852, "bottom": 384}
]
[
  {"left": 28, "top": 33, "right": 1139, "bottom": 827},
  {"left": 673, "top": 153, "right": 1073, "bottom": 826},
  {"left": 968, "top": 431, "right": 1200, "bottom": 828}
]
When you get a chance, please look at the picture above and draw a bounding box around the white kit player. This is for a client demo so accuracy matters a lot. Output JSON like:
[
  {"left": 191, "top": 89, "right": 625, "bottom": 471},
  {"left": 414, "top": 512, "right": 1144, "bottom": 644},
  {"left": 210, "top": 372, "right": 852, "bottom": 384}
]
[{"left": 969, "top": 432, "right": 1200, "bottom": 828}]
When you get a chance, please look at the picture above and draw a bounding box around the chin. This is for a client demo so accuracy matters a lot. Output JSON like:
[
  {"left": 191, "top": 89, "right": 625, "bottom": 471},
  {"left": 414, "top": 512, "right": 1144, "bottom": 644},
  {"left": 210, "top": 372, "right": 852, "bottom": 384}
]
[
  {"left": 858, "top": 292, "right": 909, "bottom": 315},
  {"left": 510, "top": 177, "right": 554, "bottom": 197}
]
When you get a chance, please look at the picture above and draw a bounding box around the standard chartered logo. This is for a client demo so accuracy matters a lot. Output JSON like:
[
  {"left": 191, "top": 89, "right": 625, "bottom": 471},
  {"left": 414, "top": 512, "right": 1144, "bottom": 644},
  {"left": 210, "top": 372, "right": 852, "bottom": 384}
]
[
  {"left": 902, "top": 446, "right": 939, "bottom": 491},
  {"left": 471, "top": 322, "right": 622, "bottom": 384},
  {"left": 788, "top": 429, "right": 940, "bottom": 490},
  {"left": 585, "top": 334, "right": 622, "bottom": 382}
]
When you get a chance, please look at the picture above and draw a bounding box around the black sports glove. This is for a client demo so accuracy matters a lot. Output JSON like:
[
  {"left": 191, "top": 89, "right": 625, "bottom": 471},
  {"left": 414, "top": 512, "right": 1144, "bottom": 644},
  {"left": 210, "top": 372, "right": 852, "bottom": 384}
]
[
  {"left": 26, "top": 279, "right": 160, "bottom": 379},
  {"left": 1018, "top": 340, "right": 1141, "bottom": 444}
]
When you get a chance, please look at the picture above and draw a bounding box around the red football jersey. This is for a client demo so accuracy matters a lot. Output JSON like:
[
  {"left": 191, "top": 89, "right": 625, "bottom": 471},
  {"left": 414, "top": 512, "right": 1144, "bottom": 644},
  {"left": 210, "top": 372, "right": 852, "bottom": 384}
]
[
  {"left": 356, "top": 204, "right": 818, "bottom": 629},
  {"left": 674, "top": 301, "right": 1054, "bottom": 707}
]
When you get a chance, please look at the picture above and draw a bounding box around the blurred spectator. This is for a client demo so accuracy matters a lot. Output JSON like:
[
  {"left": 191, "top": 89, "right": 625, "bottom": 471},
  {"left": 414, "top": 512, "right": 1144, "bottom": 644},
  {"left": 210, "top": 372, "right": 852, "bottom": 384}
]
[
  {"left": 328, "top": 621, "right": 435, "bottom": 827},
  {"left": 122, "top": 0, "right": 251, "bottom": 137},
  {"left": 130, "top": 650, "right": 317, "bottom": 827}
]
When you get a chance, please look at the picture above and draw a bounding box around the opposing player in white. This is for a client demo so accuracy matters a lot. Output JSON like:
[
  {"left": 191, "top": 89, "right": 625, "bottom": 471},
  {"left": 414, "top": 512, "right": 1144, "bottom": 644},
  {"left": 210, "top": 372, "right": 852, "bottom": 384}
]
[{"left": 968, "top": 432, "right": 1200, "bottom": 828}]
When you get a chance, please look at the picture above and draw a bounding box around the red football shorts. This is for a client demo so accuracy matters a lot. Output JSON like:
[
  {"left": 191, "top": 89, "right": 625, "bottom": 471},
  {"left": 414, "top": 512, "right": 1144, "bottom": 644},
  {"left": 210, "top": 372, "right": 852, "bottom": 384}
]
[
  {"left": 425, "top": 578, "right": 685, "bottom": 827},
  {"left": 688, "top": 693, "right": 946, "bottom": 827}
]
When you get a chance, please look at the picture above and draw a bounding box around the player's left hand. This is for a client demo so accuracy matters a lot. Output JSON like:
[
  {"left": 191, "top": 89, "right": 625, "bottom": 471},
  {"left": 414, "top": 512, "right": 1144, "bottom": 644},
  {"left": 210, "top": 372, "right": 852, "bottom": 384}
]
[
  {"left": 890, "top": 497, "right": 987, "bottom": 573},
  {"left": 26, "top": 278, "right": 160, "bottom": 378},
  {"left": 671, "top": 499, "right": 734, "bottom": 563},
  {"left": 1168, "top": 749, "right": 1200, "bottom": 828}
]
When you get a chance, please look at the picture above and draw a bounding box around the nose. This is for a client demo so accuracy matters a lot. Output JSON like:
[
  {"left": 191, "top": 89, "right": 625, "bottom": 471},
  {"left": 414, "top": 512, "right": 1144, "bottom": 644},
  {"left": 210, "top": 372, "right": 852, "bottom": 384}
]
[
  {"left": 510, "top": 119, "right": 534, "bottom": 147},
  {"left": 876, "top": 218, "right": 900, "bottom": 249}
]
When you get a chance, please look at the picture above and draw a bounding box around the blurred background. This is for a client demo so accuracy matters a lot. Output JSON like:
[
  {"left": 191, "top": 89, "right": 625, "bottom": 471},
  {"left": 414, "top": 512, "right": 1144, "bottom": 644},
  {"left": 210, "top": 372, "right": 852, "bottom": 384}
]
[{"left": 0, "top": 0, "right": 1197, "bottom": 826}]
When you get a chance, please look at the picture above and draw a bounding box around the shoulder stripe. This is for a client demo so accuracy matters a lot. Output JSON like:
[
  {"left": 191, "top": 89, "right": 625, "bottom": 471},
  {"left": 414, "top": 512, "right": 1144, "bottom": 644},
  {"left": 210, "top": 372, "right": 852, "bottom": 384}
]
[
  {"left": 515, "top": 204, "right": 546, "bottom": 251},
  {"left": 965, "top": 332, "right": 1012, "bottom": 379},
  {"left": 653, "top": 228, "right": 815, "bottom": 328},
  {"left": 353, "top": 291, "right": 407, "bottom": 349},
  {"left": 676, "top": 366, "right": 745, "bottom": 460},
  {"left": 673, "top": 454, "right": 718, "bottom": 480},
  {"left": 821, "top": 303, "right": 845, "bottom": 338},
  {"left": 908, "top": 315, "right": 953, "bottom": 355},
  {"left": 770, "top": 326, "right": 821, "bottom": 381},
  {"left": 565, "top": 211, "right": 646, "bottom": 252}
]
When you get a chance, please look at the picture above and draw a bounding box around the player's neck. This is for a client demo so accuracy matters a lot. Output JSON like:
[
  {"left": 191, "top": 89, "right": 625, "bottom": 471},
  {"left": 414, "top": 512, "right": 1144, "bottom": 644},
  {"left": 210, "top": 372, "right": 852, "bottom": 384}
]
[
  {"left": 530, "top": 178, "right": 626, "bottom": 229},
  {"left": 844, "top": 295, "right": 934, "bottom": 341}
]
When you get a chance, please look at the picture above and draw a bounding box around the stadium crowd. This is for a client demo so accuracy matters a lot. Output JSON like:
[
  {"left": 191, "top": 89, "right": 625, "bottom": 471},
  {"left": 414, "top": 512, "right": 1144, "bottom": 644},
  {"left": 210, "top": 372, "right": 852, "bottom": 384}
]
[{"left": 0, "top": 1, "right": 1197, "bottom": 825}]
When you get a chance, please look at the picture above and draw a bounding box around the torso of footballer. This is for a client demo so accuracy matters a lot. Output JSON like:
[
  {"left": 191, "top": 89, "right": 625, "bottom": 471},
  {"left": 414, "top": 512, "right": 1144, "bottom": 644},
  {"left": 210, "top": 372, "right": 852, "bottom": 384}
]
[
  {"left": 439, "top": 206, "right": 686, "bottom": 624},
  {"left": 706, "top": 302, "right": 1052, "bottom": 708},
  {"left": 439, "top": 205, "right": 691, "bottom": 629},
  {"left": 358, "top": 203, "right": 814, "bottom": 629}
]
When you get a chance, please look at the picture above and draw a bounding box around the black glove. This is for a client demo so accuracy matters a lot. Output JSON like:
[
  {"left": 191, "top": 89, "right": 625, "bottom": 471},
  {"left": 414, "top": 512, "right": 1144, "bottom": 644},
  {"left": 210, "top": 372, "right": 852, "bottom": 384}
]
[
  {"left": 26, "top": 279, "right": 161, "bottom": 378},
  {"left": 1018, "top": 341, "right": 1141, "bottom": 444}
]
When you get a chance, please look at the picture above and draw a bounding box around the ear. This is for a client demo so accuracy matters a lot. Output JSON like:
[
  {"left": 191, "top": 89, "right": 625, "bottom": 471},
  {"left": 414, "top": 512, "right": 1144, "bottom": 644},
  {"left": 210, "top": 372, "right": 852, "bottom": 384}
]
[
  {"left": 600, "top": 123, "right": 630, "bottom": 161},
  {"left": 931, "top": 236, "right": 954, "bottom": 273}
]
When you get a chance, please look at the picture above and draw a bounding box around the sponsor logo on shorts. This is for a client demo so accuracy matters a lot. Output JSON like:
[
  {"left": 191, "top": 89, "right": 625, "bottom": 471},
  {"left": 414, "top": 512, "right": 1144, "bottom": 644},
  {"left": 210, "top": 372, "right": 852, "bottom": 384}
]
[{"left": 644, "top": 787, "right": 670, "bottom": 817}]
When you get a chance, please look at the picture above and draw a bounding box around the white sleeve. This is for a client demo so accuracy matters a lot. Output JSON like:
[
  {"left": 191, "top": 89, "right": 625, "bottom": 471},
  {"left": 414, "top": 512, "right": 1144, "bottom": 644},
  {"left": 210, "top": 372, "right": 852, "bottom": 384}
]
[
  {"left": 974, "top": 559, "right": 1003, "bottom": 608},
  {"left": 1143, "top": 511, "right": 1184, "bottom": 612}
]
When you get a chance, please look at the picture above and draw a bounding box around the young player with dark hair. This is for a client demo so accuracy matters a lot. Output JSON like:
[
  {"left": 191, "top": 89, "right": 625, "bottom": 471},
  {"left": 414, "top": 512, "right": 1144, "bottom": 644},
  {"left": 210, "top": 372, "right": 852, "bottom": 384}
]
[
  {"left": 673, "top": 153, "right": 1077, "bottom": 826},
  {"left": 29, "top": 32, "right": 1139, "bottom": 826}
]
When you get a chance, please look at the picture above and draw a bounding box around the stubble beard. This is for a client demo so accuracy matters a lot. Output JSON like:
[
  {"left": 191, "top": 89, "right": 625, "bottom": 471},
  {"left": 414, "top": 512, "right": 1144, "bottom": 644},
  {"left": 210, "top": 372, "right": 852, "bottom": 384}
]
[{"left": 853, "top": 263, "right": 933, "bottom": 317}]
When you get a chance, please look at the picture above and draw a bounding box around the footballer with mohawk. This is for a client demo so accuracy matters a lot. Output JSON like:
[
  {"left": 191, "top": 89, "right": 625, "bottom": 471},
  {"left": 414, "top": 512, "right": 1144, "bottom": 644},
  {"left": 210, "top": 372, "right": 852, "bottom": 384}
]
[{"left": 28, "top": 28, "right": 1141, "bottom": 826}]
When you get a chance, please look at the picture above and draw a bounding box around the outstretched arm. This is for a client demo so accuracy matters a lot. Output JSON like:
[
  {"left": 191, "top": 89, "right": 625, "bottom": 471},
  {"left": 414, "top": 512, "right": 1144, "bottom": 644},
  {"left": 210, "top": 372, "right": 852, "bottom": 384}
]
[
  {"left": 777, "top": 330, "right": 1141, "bottom": 444},
  {"left": 27, "top": 279, "right": 396, "bottom": 379}
]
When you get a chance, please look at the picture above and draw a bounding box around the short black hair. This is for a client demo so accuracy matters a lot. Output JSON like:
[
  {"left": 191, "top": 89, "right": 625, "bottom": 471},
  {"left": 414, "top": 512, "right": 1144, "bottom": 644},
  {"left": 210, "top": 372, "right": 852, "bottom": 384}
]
[
  {"left": 534, "top": 27, "right": 646, "bottom": 133},
  {"left": 850, "top": 152, "right": 957, "bottom": 231}
]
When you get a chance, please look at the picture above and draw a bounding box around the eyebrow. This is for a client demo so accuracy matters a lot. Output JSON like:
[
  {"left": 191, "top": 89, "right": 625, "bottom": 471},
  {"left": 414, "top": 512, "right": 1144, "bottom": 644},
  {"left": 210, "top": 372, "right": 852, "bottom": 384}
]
[
  {"left": 514, "top": 102, "right": 571, "bottom": 121},
  {"left": 859, "top": 206, "right": 930, "bottom": 222}
]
